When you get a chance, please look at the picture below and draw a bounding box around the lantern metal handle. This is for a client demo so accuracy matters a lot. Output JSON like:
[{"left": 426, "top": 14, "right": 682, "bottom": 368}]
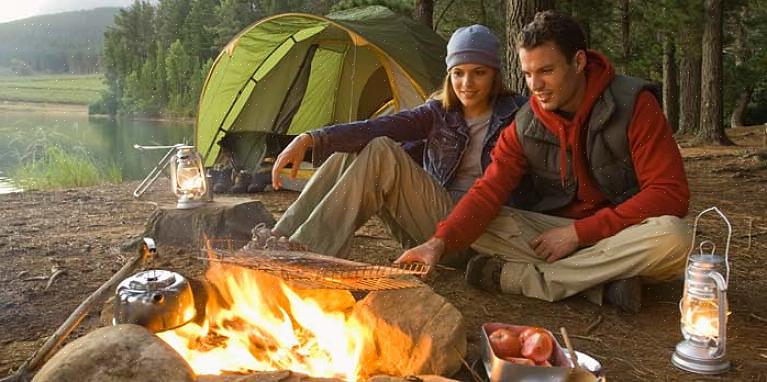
[
  {"left": 686, "top": 207, "right": 732, "bottom": 286},
  {"left": 708, "top": 271, "right": 728, "bottom": 358},
  {"left": 132, "top": 144, "right": 192, "bottom": 198}
]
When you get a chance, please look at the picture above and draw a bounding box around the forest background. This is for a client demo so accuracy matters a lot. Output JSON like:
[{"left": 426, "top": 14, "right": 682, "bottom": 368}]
[{"left": 0, "top": 0, "right": 765, "bottom": 145}]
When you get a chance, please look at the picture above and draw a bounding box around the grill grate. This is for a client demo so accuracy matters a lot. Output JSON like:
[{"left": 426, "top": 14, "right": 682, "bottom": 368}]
[{"left": 199, "top": 243, "right": 429, "bottom": 291}]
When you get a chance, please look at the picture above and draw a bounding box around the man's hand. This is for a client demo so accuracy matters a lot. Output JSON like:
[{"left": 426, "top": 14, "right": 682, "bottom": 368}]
[
  {"left": 394, "top": 237, "right": 445, "bottom": 271},
  {"left": 529, "top": 224, "right": 580, "bottom": 263},
  {"left": 272, "top": 133, "right": 313, "bottom": 190}
]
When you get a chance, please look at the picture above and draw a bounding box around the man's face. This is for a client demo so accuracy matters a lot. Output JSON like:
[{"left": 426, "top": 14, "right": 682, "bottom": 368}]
[{"left": 519, "top": 41, "right": 583, "bottom": 113}]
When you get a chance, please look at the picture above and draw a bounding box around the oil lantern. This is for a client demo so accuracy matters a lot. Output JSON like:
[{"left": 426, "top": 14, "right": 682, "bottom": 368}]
[
  {"left": 671, "top": 207, "right": 731, "bottom": 374},
  {"left": 170, "top": 146, "right": 207, "bottom": 209}
]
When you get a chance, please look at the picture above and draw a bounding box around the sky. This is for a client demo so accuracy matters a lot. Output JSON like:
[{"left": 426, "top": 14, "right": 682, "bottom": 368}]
[{"left": 0, "top": 0, "right": 138, "bottom": 23}]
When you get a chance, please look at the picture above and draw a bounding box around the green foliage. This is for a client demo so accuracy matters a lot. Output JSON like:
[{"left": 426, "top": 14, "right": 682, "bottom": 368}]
[
  {"left": 93, "top": 0, "right": 766, "bottom": 124},
  {"left": 331, "top": 0, "right": 413, "bottom": 15},
  {"left": 0, "top": 8, "right": 118, "bottom": 74},
  {"left": 212, "top": 0, "right": 266, "bottom": 48},
  {"left": 11, "top": 145, "right": 121, "bottom": 190},
  {"left": 0, "top": 74, "right": 105, "bottom": 104}
]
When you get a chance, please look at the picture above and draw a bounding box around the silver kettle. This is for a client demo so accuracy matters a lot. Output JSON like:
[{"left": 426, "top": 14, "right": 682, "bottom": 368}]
[{"left": 114, "top": 269, "right": 196, "bottom": 332}]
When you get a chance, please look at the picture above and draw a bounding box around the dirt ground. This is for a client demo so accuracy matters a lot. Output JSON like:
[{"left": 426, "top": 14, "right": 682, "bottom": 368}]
[{"left": 1, "top": 126, "right": 766, "bottom": 381}]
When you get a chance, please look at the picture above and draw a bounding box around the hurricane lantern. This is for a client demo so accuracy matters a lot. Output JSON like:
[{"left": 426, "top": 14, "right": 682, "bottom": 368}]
[
  {"left": 671, "top": 207, "right": 731, "bottom": 374},
  {"left": 170, "top": 146, "right": 207, "bottom": 209}
]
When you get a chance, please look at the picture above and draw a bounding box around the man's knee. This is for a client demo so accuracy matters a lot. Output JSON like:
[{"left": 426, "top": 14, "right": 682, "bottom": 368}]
[
  {"left": 645, "top": 215, "right": 692, "bottom": 273},
  {"left": 652, "top": 215, "right": 691, "bottom": 251}
]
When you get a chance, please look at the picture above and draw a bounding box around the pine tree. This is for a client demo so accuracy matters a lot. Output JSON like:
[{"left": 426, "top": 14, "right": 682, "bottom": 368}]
[
  {"left": 506, "top": 0, "right": 555, "bottom": 94},
  {"left": 183, "top": 0, "right": 218, "bottom": 60},
  {"left": 697, "top": 0, "right": 731, "bottom": 144},
  {"left": 156, "top": 0, "right": 192, "bottom": 49}
]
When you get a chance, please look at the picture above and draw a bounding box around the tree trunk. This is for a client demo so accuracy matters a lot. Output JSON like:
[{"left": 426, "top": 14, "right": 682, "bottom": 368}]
[
  {"left": 677, "top": 26, "right": 702, "bottom": 135},
  {"left": 729, "top": 5, "right": 753, "bottom": 128},
  {"left": 662, "top": 34, "right": 679, "bottom": 132},
  {"left": 697, "top": 0, "right": 731, "bottom": 145},
  {"left": 414, "top": 0, "right": 434, "bottom": 29},
  {"left": 620, "top": 0, "right": 631, "bottom": 74},
  {"left": 730, "top": 89, "right": 753, "bottom": 128},
  {"left": 505, "top": 0, "right": 555, "bottom": 94}
]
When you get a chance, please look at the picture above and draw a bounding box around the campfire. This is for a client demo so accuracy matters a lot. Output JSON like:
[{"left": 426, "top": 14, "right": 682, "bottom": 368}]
[
  {"left": 23, "top": 238, "right": 464, "bottom": 382},
  {"left": 157, "top": 258, "right": 373, "bottom": 381}
]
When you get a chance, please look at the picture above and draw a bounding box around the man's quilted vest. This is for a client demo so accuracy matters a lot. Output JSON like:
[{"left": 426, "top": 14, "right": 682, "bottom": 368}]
[{"left": 511, "top": 75, "right": 659, "bottom": 212}]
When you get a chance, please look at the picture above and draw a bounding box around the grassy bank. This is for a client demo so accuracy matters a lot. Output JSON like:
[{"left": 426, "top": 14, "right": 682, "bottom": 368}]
[
  {"left": 0, "top": 74, "right": 104, "bottom": 105},
  {"left": 11, "top": 146, "right": 121, "bottom": 190}
]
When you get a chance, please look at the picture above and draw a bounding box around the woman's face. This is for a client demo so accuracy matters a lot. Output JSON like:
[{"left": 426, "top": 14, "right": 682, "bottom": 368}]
[{"left": 450, "top": 64, "right": 494, "bottom": 113}]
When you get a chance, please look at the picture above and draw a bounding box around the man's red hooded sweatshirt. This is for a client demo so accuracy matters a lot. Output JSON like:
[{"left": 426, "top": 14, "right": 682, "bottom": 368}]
[{"left": 434, "top": 51, "right": 689, "bottom": 251}]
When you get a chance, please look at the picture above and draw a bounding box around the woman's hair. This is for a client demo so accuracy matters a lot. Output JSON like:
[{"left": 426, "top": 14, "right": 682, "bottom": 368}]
[{"left": 430, "top": 68, "right": 512, "bottom": 112}]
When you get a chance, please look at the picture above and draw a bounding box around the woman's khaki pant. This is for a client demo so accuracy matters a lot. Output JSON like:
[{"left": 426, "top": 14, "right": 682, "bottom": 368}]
[{"left": 274, "top": 137, "right": 454, "bottom": 258}]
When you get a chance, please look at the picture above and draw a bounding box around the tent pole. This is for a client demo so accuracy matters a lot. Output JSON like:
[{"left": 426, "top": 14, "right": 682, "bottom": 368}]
[{"left": 204, "top": 35, "right": 300, "bottom": 163}]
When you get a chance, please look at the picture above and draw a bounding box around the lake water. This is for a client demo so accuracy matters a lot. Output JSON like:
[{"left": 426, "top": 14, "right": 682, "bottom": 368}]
[{"left": 0, "top": 104, "right": 194, "bottom": 194}]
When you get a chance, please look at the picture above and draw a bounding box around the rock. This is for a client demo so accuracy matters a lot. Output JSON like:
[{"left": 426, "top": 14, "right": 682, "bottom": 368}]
[
  {"left": 32, "top": 324, "right": 195, "bottom": 382},
  {"left": 143, "top": 199, "right": 274, "bottom": 249},
  {"left": 351, "top": 281, "right": 466, "bottom": 378},
  {"left": 368, "top": 375, "right": 460, "bottom": 382}
]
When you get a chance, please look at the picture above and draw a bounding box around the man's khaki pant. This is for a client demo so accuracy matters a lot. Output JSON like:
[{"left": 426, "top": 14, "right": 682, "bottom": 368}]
[
  {"left": 275, "top": 137, "right": 691, "bottom": 303},
  {"left": 472, "top": 208, "right": 691, "bottom": 302},
  {"left": 275, "top": 137, "right": 454, "bottom": 258}
]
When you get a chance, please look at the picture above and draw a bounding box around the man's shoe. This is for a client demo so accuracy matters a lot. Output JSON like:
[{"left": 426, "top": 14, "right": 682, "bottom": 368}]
[
  {"left": 605, "top": 277, "right": 642, "bottom": 313},
  {"left": 465, "top": 254, "right": 503, "bottom": 292}
]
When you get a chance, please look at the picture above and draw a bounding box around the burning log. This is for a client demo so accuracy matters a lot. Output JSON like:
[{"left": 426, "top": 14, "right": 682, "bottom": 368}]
[{"left": 151, "top": 257, "right": 464, "bottom": 381}]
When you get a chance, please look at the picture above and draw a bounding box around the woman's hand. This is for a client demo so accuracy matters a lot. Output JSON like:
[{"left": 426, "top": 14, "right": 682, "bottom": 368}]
[
  {"left": 272, "top": 133, "right": 313, "bottom": 190},
  {"left": 394, "top": 237, "right": 446, "bottom": 271}
]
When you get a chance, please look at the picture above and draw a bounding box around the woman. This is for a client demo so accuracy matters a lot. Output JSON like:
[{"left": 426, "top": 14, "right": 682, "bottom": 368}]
[{"left": 253, "top": 25, "right": 526, "bottom": 264}]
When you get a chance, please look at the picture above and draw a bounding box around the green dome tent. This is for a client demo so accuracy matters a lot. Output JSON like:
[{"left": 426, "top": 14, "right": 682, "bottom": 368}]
[{"left": 195, "top": 6, "right": 447, "bottom": 171}]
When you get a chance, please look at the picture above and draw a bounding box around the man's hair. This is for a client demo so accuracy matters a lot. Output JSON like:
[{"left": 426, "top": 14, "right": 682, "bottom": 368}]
[{"left": 517, "top": 10, "right": 587, "bottom": 60}]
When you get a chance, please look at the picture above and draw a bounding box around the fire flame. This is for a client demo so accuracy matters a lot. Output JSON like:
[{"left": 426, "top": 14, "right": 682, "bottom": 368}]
[
  {"left": 157, "top": 258, "right": 372, "bottom": 381},
  {"left": 681, "top": 299, "right": 720, "bottom": 338}
]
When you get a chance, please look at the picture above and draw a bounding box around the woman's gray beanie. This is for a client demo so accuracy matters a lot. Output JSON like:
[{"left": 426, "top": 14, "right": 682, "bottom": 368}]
[{"left": 445, "top": 24, "right": 501, "bottom": 71}]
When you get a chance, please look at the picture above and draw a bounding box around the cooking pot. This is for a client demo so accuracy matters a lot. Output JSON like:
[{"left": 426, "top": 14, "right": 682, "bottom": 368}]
[{"left": 114, "top": 269, "right": 196, "bottom": 332}]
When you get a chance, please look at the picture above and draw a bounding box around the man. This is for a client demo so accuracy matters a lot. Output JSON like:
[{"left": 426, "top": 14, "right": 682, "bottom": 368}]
[{"left": 397, "top": 11, "right": 691, "bottom": 313}]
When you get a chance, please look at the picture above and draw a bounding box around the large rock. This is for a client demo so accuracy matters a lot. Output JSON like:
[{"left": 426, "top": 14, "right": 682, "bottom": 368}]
[
  {"left": 143, "top": 198, "right": 274, "bottom": 249},
  {"left": 351, "top": 282, "right": 466, "bottom": 378},
  {"left": 33, "top": 324, "right": 195, "bottom": 382}
]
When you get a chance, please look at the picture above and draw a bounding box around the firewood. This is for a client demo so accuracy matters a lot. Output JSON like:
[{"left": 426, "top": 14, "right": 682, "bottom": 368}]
[
  {"left": 0, "top": 239, "right": 156, "bottom": 382},
  {"left": 586, "top": 315, "right": 603, "bottom": 335},
  {"left": 44, "top": 269, "right": 66, "bottom": 290}
]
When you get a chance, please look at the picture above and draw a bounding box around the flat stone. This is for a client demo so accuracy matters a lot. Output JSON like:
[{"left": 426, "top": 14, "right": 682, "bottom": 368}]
[{"left": 143, "top": 198, "right": 274, "bottom": 249}]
